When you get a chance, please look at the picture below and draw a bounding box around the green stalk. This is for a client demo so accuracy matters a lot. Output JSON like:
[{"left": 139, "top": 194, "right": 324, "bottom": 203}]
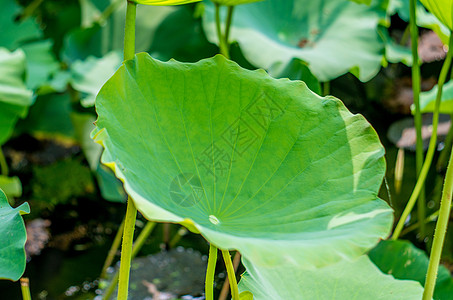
[
  {"left": 131, "top": 221, "right": 156, "bottom": 257},
  {"left": 222, "top": 250, "right": 239, "bottom": 300},
  {"left": 423, "top": 134, "right": 453, "bottom": 300},
  {"left": 215, "top": 3, "right": 229, "bottom": 58},
  {"left": 392, "top": 33, "right": 453, "bottom": 240},
  {"left": 224, "top": 6, "right": 235, "bottom": 46},
  {"left": 20, "top": 278, "right": 31, "bottom": 300},
  {"left": 100, "top": 217, "right": 126, "bottom": 279},
  {"left": 323, "top": 81, "right": 330, "bottom": 96},
  {"left": 117, "top": 198, "right": 137, "bottom": 300},
  {"left": 437, "top": 114, "right": 453, "bottom": 171},
  {"left": 102, "top": 220, "right": 156, "bottom": 300},
  {"left": 205, "top": 244, "right": 218, "bottom": 300},
  {"left": 218, "top": 251, "right": 241, "bottom": 300},
  {"left": 114, "top": 2, "right": 138, "bottom": 298},
  {"left": 124, "top": 1, "right": 137, "bottom": 61},
  {"left": 0, "top": 147, "right": 8, "bottom": 176},
  {"left": 98, "top": 0, "right": 125, "bottom": 24},
  {"left": 408, "top": 0, "right": 426, "bottom": 237}
]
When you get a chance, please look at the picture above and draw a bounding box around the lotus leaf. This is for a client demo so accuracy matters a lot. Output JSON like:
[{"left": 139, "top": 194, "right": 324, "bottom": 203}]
[
  {"left": 0, "top": 48, "right": 34, "bottom": 145},
  {"left": 238, "top": 255, "right": 424, "bottom": 299},
  {"left": 93, "top": 53, "right": 392, "bottom": 268},
  {"left": 202, "top": 0, "right": 387, "bottom": 82},
  {"left": 0, "top": 0, "right": 41, "bottom": 50},
  {"left": 413, "top": 81, "right": 453, "bottom": 114},
  {"left": 71, "top": 51, "right": 123, "bottom": 107},
  {"left": 0, "top": 189, "right": 29, "bottom": 281},
  {"left": 389, "top": 0, "right": 450, "bottom": 44},
  {"left": 419, "top": 0, "right": 453, "bottom": 31},
  {"left": 369, "top": 240, "right": 453, "bottom": 300},
  {"left": 21, "top": 40, "right": 60, "bottom": 90}
]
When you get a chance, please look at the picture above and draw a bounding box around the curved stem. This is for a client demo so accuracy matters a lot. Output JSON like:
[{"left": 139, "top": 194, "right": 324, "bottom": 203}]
[
  {"left": 117, "top": 198, "right": 137, "bottom": 300},
  {"left": 0, "top": 147, "right": 8, "bottom": 176},
  {"left": 222, "top": 250, "right": 239, "bottom": 300},
  {"left": 124, "top": 1, "right": 137, "bottom": 61},
  {"left": 205, "top": 244, "right": 218, "bottom": 300},
  {"left": 101, "top": 217, "right": 126, "bottom": 279},
  {"left": 408, "top": 0, "right": 426, "bottom": 237},
  {"left": 423, "top": 134, "right": 453, "bottom": 299},
  {"left": 392, "top": 32, "right": 453, "bottom": 240}
]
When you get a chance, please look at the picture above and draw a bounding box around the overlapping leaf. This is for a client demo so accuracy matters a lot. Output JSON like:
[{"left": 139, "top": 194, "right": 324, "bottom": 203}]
[
  {"left": 0, "top": 189, "right": 29, "bottom": 281},
  {"left": 93, "top": 53, "right": 392, "bottom": 268},
  {"left": 238, "top": 255, "right": 424, "bottom": 299},
  {"left": 413, "top": 81, "right": 453, "bottom": 114},
  {"left": 419, "top": 0, "right": 452, "bottom": 31},
  {"left": 369, "top": 240, "right": 453, "bottom": 299},
  {"left": 202, "top": 0, "right": 387, "bottom": 81},
  {"left": 0, "top": 48, "right": 34, "bottom": 145}
]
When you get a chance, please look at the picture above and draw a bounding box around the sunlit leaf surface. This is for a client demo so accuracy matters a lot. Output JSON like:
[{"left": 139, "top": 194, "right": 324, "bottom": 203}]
[{"left": 238, "top": 255, "right": 424, "bottom": 299}]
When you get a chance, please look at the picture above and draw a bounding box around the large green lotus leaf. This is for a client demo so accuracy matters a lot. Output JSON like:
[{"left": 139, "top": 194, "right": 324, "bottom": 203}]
[
  {"left": 202, "top": 0, "right": 387, "bottom": 82},
  {"left": 0, "top": 189, "right": 29, "bottom": 281},
  {"left": 369, "top": 240, "right": 453, "bottom": 300},
  {"left": 93, "top": 53, "right": 392, "bottom": 268},
  {"left": 21, "top": 40, "right": 60, "bottom": 90},
  {"left": 419, "top": 0, "right": 452, "bottom": 31},
  {"left": 389, "top": 0, "right": 450, "bottom": 44},
  {"left": 0, "top": 48, "right": 34, "bottom": 145},
  {"left": 238, "top": 255, "right": 424, "bottom": 299},
  {"left": 413, "top": 81, "right": 453, "bottom": 114},
  {"left": 0, "top": 0, "right": 42, "bottom": 50}
]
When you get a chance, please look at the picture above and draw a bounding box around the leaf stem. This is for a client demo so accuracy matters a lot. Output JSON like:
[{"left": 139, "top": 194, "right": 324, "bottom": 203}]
[
  {"left": 423, "top": 126, "right": 453, "bottom": 300},
  {"left": 392, "top": 32, "right": 453, "bottom": 240},
  {"left": 124, "top": 1, "right": 137, "bottom": 61},
  {"left": 205, "top": 243, "right": 218, "bottom": 300},
  {"left": 214, "top": 3, "right": 230, "bottom": 59},
  {"left": 222, "top": 249, "right": 239, "bottom": 300},
  {"left": 100, "top": 217, "right": 126, "bottom": 279},
  {"left": 102, "top": 220, "right": 156, "bottom": 300},
  {"left": 0, "top": 147, "right": 8, "bottom": 176},
  {"left": 218, "top": 251, "right": 241, "bottom": 300},
  {"left": 117, "top": 198, "right": 137, "bottom": 300},
  {"left": 224, "top": 6, "right": 235, "bottom": 45},
  {"left": 408, "top": 0, "right": 426, "bottom": 237},
  {"left": 20, "top": 278, "right": 31, "bottom": 300}
]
